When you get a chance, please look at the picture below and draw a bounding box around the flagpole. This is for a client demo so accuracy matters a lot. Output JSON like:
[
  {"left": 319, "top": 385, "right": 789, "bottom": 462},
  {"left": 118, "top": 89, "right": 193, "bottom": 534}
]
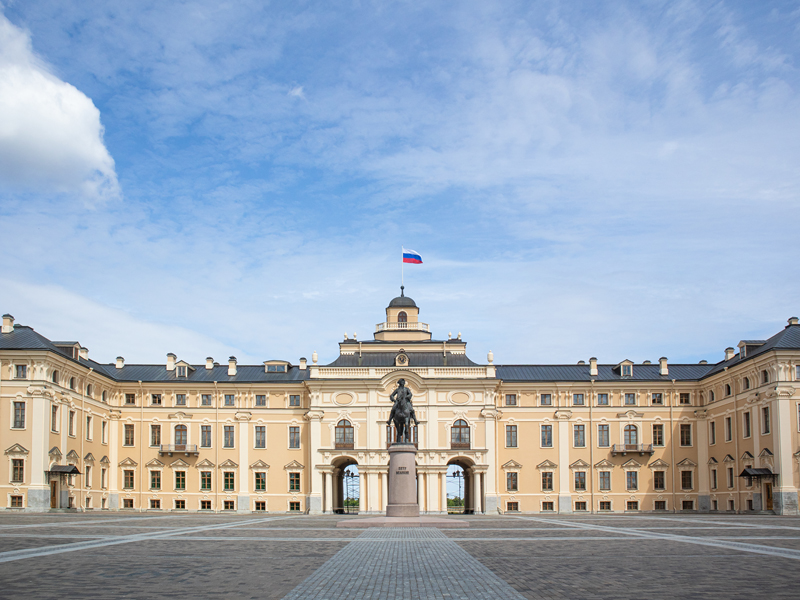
[{"left": 401, "top": 246, "right": 404, "bottom": 288}]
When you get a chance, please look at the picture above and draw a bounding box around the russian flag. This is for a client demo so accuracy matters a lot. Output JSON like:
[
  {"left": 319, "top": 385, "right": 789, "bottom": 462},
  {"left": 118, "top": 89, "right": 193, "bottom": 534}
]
[{"left": 402, "top": 248, "right": 422, "bottom": 264}]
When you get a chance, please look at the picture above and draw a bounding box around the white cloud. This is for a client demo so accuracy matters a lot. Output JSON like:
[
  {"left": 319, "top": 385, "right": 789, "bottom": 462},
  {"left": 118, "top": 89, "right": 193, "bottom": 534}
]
[
  {"left": 0, "top": 14, "right": 120, "bottom": 203},
  {"left": 288, "top": 85, "right": 305, "bottom": 98}
]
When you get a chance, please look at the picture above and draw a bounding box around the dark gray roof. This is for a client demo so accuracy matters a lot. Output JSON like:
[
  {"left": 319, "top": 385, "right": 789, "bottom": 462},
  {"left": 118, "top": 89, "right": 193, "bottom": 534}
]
[
  {"left": 388, "top": 295, "right": 417, "bottom": 308},
  {"left": 326, "top": 352, "right": 479, "bottom": 368},
  {"left": 92, "top": 363, "right": 308, "bottom": 383},
  {"left": 702, "top": 324, "right": 800, "bottom": 377},
  {"left": 496, "top": 363, "right": 716, "bottom": 382}
]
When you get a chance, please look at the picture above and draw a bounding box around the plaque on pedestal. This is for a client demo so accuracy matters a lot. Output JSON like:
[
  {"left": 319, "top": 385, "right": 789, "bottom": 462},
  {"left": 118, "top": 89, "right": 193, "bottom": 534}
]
[{"left": 386, "top": 443, "right": 419, "bottom": 518}]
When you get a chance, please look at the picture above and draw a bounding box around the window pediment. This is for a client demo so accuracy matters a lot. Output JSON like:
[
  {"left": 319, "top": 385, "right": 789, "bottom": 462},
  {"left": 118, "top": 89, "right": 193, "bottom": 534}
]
[
  {"left": 146, "top": 459, "right": 164, "bottom": 468},
  {"left": 5, "top": 443, "right": 29, "bottom": 456},
  {"left": 284, "top": 460, "right": 305, "bottom": 470},
  {"left": 84, "top": 453, "right": 95, "bottom": 462},
  {"left": 196, "top": 459, "right": 215, "bottom": 468},
  {"left": 502, "top": 460, "right": 522, "bottom": 470},
  {"left": 219, "top": 459, "right": 239, "bottom": 468},
  {"left": 66, "top": 450, "right": 80, "bottom": 460},
  {"left": 648, "top": 459, "right": 670, "bottom": 470},
  {"left": 536, "top": 460, "right": 557, "bottom": 470},
  {"left": 250, "top": 460, "right": 270, "bottom": 469},
  {"left": 119, "top": 457, "right": 138, "bottom": 467},
  {"left": 594, "top": 459, "right": 615, "bottom": 469}
]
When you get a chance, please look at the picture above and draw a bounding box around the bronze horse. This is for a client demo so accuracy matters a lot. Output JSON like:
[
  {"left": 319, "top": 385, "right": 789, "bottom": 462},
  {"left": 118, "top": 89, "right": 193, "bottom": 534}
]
[{"left": 387, "top": 379, "right": 418, "bottom": 443}]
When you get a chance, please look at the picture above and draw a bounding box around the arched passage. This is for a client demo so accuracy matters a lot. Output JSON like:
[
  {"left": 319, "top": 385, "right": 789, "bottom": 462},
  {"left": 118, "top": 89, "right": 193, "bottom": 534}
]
[
  {"left": 331, "top": 457, "right": 360, "bottom": 514},
  {"left": 447, "top": 457, "right": 481, "bottom": 514}
]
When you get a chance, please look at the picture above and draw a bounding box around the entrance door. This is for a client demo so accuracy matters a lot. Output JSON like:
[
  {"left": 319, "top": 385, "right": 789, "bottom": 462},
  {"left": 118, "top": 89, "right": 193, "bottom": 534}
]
[
  {"left": 764, "top": 482, "right": 774, "bottom": 510},
  {"left": 50, "top": 481, "right": 58, "bottom": 508}
]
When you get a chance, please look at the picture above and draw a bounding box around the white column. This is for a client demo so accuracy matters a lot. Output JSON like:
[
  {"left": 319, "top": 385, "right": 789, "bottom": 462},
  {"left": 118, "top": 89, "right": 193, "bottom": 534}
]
[
  {"left": 696, "top": 415, "right": 710, "bottom": 512},
  {"left": 368, "top": 472, "right": 379, "bottom": 513},
  {"left": 774, "top": 396, "right": 799, "bottom": 514},
  {"left": 381, "top": 471, "right": 388, "bottom": 511},
  {"left": 426, "top": 470, "right": 436, "bottom": 514},
  {"left": 358, "top": 472, "right": 366, "bottom": 513},
  {"left": 307, "top": 411, "right": 324, "bottom": 514},
  {"left": 322, "top": 471, "right": 330, "bottom": 513},
  {"left": 238, "top": 419, "right": 250, "bottom": 513},
  {"left": 440, "top": 472, "right": 447, "bottom": 513},
  {"left": 473, "top": 470, "right": 482, "bottom": 514},
  {"left": 558, "top": 417, "right": 572, "bottom": 513}
]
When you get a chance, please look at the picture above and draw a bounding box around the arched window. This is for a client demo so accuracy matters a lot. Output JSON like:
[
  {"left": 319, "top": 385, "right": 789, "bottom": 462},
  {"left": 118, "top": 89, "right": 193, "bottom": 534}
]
[
  {"left": 52, "top": 370, "right": 59, "bottom": 384},
  {"left": 725, "top": 384, "right": 731, "bottom": 396},
  {"left": 397, "top": 311, "right": 407, "bottom": 325},
  {"left": 624, "top": 424, "right": 638, "bottom": 445},
  {"left": 335, "top": 420, "right": 354, "bottom": 448},
  {"left": 451, "top": 419, "right": 470, "bottom": 449},
  {"left": 69, "top": 377, "right": 75, "bottom": 390},
  {"left": 762, "top": 370, "right": 769, "bottom": 384},
  {"left": 175, "top": 424, "right": 187, "bottom": 446},
  {"left": 102, "top": 391, "right": 107, "bottom": 402},
  {"left": 86, "top": 384, "right": 93, "bottom": 396},
  {"left": 709, "top": 390, "right": 715, "bottom": 402},
  {"left": 744, "top": 377, "right": 750, "bottom": 390}
]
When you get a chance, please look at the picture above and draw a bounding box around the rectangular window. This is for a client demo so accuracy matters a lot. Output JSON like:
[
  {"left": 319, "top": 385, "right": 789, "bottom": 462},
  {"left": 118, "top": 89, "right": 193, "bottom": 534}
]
[
  {"left": 575, "top": 501, "right": 587, "bottom": 511},
  {"left": 201, "top": 425, "right": 211, "bottom": 448},
  {"left": 505, "top": 425, "right": 517, "bottom": 448},
  {"left": 597, "top": 424, "right": 610, "bottom": 447},
  {"left": 627, "top": 500, "right": 639, "bottom": 511},
  {"left": 679, "top": 393, "right": 691, "bottom": 405},
  {"left": 255, "top": 472, "right": 266, "bottom": 491},
  {"left": 223, "top": 500, "right": 235, "bottom": 510},
  {"left": 151, "top": 394, "right": 162, "bottom": 406},
  {"left": 597, "top": 393, "right": 609, "bottom": 406},
  {"left": 506, "top": 472, "right": 518, "bottom": 491},
  {"left": 200, "top": 500, "right": 211, "bottom": 510},
  {"left": 255, "top": 501, "right": 266, "bottom": 511},
  {"left": 655, "top": 500, "right": 667, "bottom": 510},
  {"left": 711, "top": 469, "right": 718, "bottom": 490},
  {"left": 762, "top": 406, "right": 770, "bottom": 434},
  {"left": 651, "top": 393, "right": 663, "bottom": 405},
  {"left": 289, "top": 501, "right": 301, "bottom": 512},
  {"left": 599, "top": 471, "right": 611, "bottom": 490},
  {"left": 599, "top": 501, "right": 611, "bottom": 511},
  {"left": 175, "top": 471, "right": 186, "bottom": 490},
  {"left": 682, "top": 500, "right": 694, "bottom": 511},
  {"left": 176, "top": 366, "right": 187, "bottom": 378},
  {"left": 151, "top": 424, "right": 161, "bottom": 447},
  {"left": 725, "top": 417, "right": 732, "bottom": 441},
  {"left": 11, "top": 459, "right": 24, "bottom": 482},
  {"left": 124, "top": 423, "right": 134, "bottom": 446},
  {"left": 624, "top": 393, "right": 636, "bottom": 405},
  {"left": 289, "top": 426, "right": 300, "bottom": 449},
  {"left": 574, "top": 471, "right": 586, "bottom": 491},
  {"left": 573, "top": 424, "right": 585, "bottom": 447},
  {"left": 68, "top": 411, "right": 75, "bottom": 436},
  {"left": 540, "top": 393, "right": 552, "bottom": 406},
  {"left": 542, "top": 501, "right": 554, "bottom": 511},
  {"left": 125, "top": 393, "right": 136, "bottom": 405},
  {"left": 85, "top": 465, "right": 92, "bottom": 488},
  {"left": 175, "top": 499, "right": 186, "bottom": 510},
  {"left": 150, "top": 471, "right": 161, "bottom": 490},
  {"left": 15, "top": 364, "right": 27, "bottom": 379},
  {"left": 201, "top": 394, "right": 212, "bottom": 406},
  {"left": 224, "top": 472, "right": 235, "bottom": 491},
  {"left": 540, "top": 424, "right": 553, "bottom": 448},
  {"left": 255, "top": 426, "right": 266, "bottom": 449},
  {"left": 541, "top": 472, "right": 553, "bottom": 491},
  {"left": 255, "top": 394, "right": 267, "bottom": 407},
  {"left": 223, "top": 425, "right": 234, "bottom": 448},
  {"left": 12, "top": 402, "right": 25, "bottom": 429},
  {"left": 175, "top": 394, "right": 186, "bottom": 406},
  {"left": 622, "top": 364, "right": 632, "bottom": 377},
  {"left": 224, "top": 394, "right": 235, "bottom": 406},
  {"left": 506, "top": 501, "right": 519, "bottom": 512},
  {"left": 653, "top": 470, "right": 665, "bottom": 490},
  {"left": 626, "top": 471, "right": 638, "bottom": 490},
  {"left": 150, "top": 499, "right": 161, "bottom": 509},
  {"left": 289, "top": 472, "right": 301, "bottom": 492},
  {"left": 680, "top": 423, "right": 692, "bottom": 446},
  {"left": 289, "top": 395, "right": 301, "bottom": 407},
  {"left": 743, "top": 412, "right": 751, "bottom": 438},
  {"left": 10, "top": 495, "right": 23, "bottom": 508},
  {"left": 572, "top": 393, "right": 584, "bottom": 406},
  {"left": 201, "top": 471, "right": 211, "bottom": 491},
  {"left": 728, "top": 499, "right": 735, "bottom": 511},
  {"left": 505, "top": 394, "right": 517, "bottom": 406},
  {"left": 709, "top": 421, "right": 716, "bottom": 445},
  {"left": 51, "top": 405, "right": 59, "bottom": 432},
  {"left": 120, "top": 498, "right": 133, "bottom": 509},
  {"left": 652, "top": 423, "right": 664, "bottom": 446},
  {"left": 102, "top": 421, "right": 107, "bottom": 444},
  {"left": 681, "top": 471, "right": 693, "bottom": 490},
  {"left": 124, "top": 470, "right": 134, "bottom": 489},
  {"left": 727, "top": 467, "right": 734, "bottom": 488}
]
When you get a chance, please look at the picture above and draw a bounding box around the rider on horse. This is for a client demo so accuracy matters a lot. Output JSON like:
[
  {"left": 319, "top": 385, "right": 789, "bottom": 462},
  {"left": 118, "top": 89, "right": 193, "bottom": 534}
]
[{"left": 387, "top": 379, "right": 418, "bottom": 443}]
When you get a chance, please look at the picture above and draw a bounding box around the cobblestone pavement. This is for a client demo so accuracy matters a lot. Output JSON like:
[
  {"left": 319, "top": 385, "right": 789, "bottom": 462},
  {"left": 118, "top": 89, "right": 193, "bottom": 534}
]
[{"left": 1, "top": 513, "right": 800, "bottom": 599}]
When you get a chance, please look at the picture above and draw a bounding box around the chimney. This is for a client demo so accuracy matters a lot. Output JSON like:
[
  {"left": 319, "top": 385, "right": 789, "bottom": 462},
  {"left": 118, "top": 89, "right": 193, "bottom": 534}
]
[
  {"left": 788, "top": 317, "right": 799, "bottom": 326},
  {"left": 659, "top": 357, "right": 668, "bottom": 376},
  {"left": 206, "top": 357, "right": 214, "bottom": 370},
  {"left": 166, "top": 353, "right": 176, "bottom": 371},
  {"left": 228, "top": 356, "right": 237, "bottom": 376},
  {"left": 577, "top": 360, "right": 585, "bottom": 365},
  {"left": 643, "top": 360, "right": 651, "bottom": 364},
  {"left": 79, "top": 347, "right": 89, "bottom": 360},
  {"left": 116, "top": 356, "right": 125, "bottom": 369},
  {"left": 1, "top": 314, "right": 14, "bottom": 333},
  {"left": 299, "top": 357, "right": 307, "bottom": 370},
  {"left": 725, "top": 347, "right": 735, "bottom": 361},
  {"left": 699, "top": 360, "right": 708, "bottom": 364},
  {"left": 589, "top": 357, "right": 598, "bottom": 376}
]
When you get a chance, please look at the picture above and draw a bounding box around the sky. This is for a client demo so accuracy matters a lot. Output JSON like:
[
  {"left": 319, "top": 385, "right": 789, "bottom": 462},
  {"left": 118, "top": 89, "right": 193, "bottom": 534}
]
[{"left": 1, "top": 1, "right": 799, "bottom": 368}]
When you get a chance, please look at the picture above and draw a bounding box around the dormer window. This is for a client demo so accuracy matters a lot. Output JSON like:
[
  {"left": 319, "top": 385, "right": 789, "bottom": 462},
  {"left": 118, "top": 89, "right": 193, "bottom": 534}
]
[
  {"left": 176, "top": 366, "right": 187, "bottom": 377},
  {"left": 622, "top": 364, "right": 632, "bottom": 377},
  {"left": 267, "top": 364, "right": 286, "bottom": 373},
  {"left": 398, "top": 311, "right": 407, "bottom": 323}
]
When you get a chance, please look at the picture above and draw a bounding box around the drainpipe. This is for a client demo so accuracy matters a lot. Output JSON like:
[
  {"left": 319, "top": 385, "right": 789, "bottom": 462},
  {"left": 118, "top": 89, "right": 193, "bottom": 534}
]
[
  {"left": 670, "top": 381, "right": 676, "bottom": 514},
  {"left": 732, "top": 391, "right": 740, "bottom": 513},
  {"left": 139, "top": 381, "right": 144, "bottom": 512},
  {"left": 589, "top": 380, "right": 595, "bottom": 514},
  {"left": 214, "top": 381, "right": 219, "bottom": 513},
  {"left": 80, "top": 369, "right": 92, "bottom": 511}
]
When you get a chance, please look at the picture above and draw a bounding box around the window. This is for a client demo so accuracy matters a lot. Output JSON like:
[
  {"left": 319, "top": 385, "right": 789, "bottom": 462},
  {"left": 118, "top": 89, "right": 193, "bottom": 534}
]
[
  {"left": 151, "top": 424, "right": 161, "bottom": 447},
  {"left": 505, "top": 425, "right": 517, "bottom": 448},
  {"left": 652, "top": 423, "right": 664, "bottom": 447},
  {"left": 451, "top": 420, "right": 470, "bottom": 449},
  {"left": 506, "top": 501, "right": 519, "bottom": 512},
  {"left": 200, "top": 500, "right": 211, "bottom": 510},
  {"left": 125, "top": 393, "right": 136, "bottom": 405},
  {"left": 541, "top": 472, "right": 553, "bottom": 491},
  {"left": 655, "top": 500, "right": 667, "bottom": 510},
  {"left": 124, "top": 470, "right": 134, "bottom": 489},
  {"left": 712, "top": 499, "right": 718, "bottom": 511},
  {"left": 506, "top": 472, "right": 518, "bottom": 491},
  {"left": 86, "top": 416, "right": 92, "bottom": 440},
  {"left": 201, "top": 425, "right": 211, "bottom": 447},
  {"left": 505, "top": 394, "right": 517, "bottom": 406},
  {"left": 11, "top": 459, "right": 24, "bottom": 482},
  {"left": 175, "top": 499, "right": 186, "bottom": 510},
  {"left": 102, "top": 390, "right": 107, "bottom": 402},
  {"left": 626, "top": 471, "right": 638, "bottom": 490},
  {"left": 51, "top": 405, "right": 59, "bottom": 432},
  {"left": 150, "top": 471, "right": 161, "bottom": 490},
  {"left": 574, "top": 472, "right": 586, "bottom": 491},
  {"left": 52, "top": 370, "right": 59, "bottom": 384},
  {"left": 224, "top": 425, "right": 235, "bottom": 448},
  {"left": 573, "top": 393, "right": 584, "bottom": 406},
  {"left": 68, "top": 411, "right": 75, "bottom": 436},
  {"left": 267, "top": 364, "right": 287, "bottom": 373},
  {"left": 725, "top": 384, "right": 732, "bottom": 396},
  {"left": 101, "top": 421, "right": 107, "bottom": 444},
  {"left": 255, "top": 472, "right": 266, "bottom": 491},
  {"left": 680, "top": 424, "right": 692, "bottom": 446},
  {"left": 679, "top": 500, "right": 693, "bottom": 511},
  {"left": 744, "top": 377, "right": 751, "bottom": 390},
  {"left": 624, "top": 424, "right": 638, "bottom": 445},
  {"left": 69, "top": 377, "right": 76, "bottom": 390},
  {"left": 122, "top": 498, "right": 135, "bottom": 509},
  {"left": 599, "top": 471, "right": 611, "bottom": 490},
  {"left": 622, "top": 364, "right": 632, "bottom": 377},
  {"left": 597, "top": 424, "right": 609, "bottom": 447},
  {"left": 85, "top": 466, "right": 92, "bottom": 488},
  {"left": 727, "top": 467, "right": 735, "bottom": 488},
  {"left": 627, "top": 500, "right": 639, "bottom": 511},
  {"left": 624, "top": 393, "right": 636, "bottom": 405},
  {"left": 12, "top": 402, "right": 25, "bottom": 429},
  {"left": 256, "top": 394, "right": 266, "bottom": 406},
  {"left": 599, "top": 501, "right": 611, "bottom": 511},
  {"left": 15, "top": 364, "right": 27, "bottom": 379},
  {"left": 597, "top": 393, "right": 608, "bottom": 405},
  {"left": 201, "top": 471, "right": 211, "bottom": 490},
  {"left": 335, "top": 420, "right": 354, "bottom": 448},
  {"left": 289, "top": 426, "right": 300, "bottom": 449},
  {"left": 725, "top": 417, "right": 732, "bottom": 441},
  {"left": 289, "top": 395, "right": 301, "bottom": 407},
  {"left": 540, "top": 393, "right": 552, "bottom": 406},
  {"left": 762, "top": 370, "right": 769, "bottom": 384},
  {"left": 255, "top": 426, "right": 266, "bottom": 449},
  {"left": 728, "top": 499, "right": 735, "bottom": 511},
  {"left": 224, "top": 500, "right": 235, "bottom": 510},
  {"left": 151, "top": 394, "right": 162, "bottom": 406},
  {"left": 123, "top": 424, "right": 134, "bottom": 446},
  {"left": 679, "top": 393, "right": 691, "bottom": 405},
  {"left": 711, "top": 469, "right": 718, "bottom": 490},
  {"left": 86, "top": 384, "right": 93, "bottom": 397},
  {"left": 289, "top": 472, "right": 300, "bottom": 492},
  {"left": 175, "top": 471, "right": 186, "bottom": 490},
  {"left": 709, "top": 390, "right": 715, "bottom": 402},
  {"left": 289, "top": 501, "right": 301, "bottom": 511},
  {"left": 709, "top": 421, "right": 716, "bottom": 445},
  {"left": 176, "top": 394, "right": 186, "bottom": 406},
  {"left": 681, "top": 471, "right": 693, "bottom": 490},
  {"left": 743, "top": 412, "right": 751, "bottom": 438},
  {"left": 224, "top": 394, "right": 235, "bottom": 406},
  {"left": 796, "top": 366, "right": 800, "bottom": 381},
  {"left": 541, "top": 424, "right": 553, "bottom": 448},
  {"left": 653, "top": 470, "right": 665, "bottom": 490},
  {"left": 101, "top": 468, "right": 107, "bottom": 488},
  {"left": 762, "top": 406, "right": 770, "bottom": 434},
  {"left": 255, "top": 501, "right": 266, "bottom": 511},
  {"left": 224, "top": 472, "right": 235, "bottom": 491},
  {"left": 651, "top": 393, "right": 663, "bottom": 405},
  {"left": 176, "top": 366, "right": 187, "bottom": 378},
  {"left": 201, "top": 394, "right": 212, "bottom": 406},
  {"left": 573, "top": 424, "right": 585, "bottom": 447},
  {"left": 542, "top": 501, "right": 554, "bottom": 511},
  {"left": 10, "top": 495, "right": 23, "bottom": 508},
  {"left": 173, "top": 424, "right": 187, "bottom": 446}
]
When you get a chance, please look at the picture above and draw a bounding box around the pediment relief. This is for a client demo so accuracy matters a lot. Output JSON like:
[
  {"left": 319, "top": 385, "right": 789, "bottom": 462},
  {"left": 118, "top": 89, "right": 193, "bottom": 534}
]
[
  {"left": 219, "top": 459, "right": 239, "bottom": 468},
  {"left": 119, "top": 457, "right": 138, "bottom": 467},
  {"left": 250, "top": 460, "right": 270, "bottom": 469},
  {"left": 196, "top": 459, "right": 215, "bottom": 468},
  {"left": 146, "top": 459, "right": 165, "bottom": 467},
  {"left": 676, "top": 458, "right": 697, "bottom": 468},
  {"left": 617, "top": 410, "right": 644, "bottom": 419},
  {"left": 170, "top": 459, "right": 189, "bottom": 468},
  {"left": 569, "top": 459, "right": 590, "bottom": 469},
  {"left": 723, "top": 454, "right": 735, "bottom": 462},
  {"left": 5, "top": 443, "right": 29, "bottom": 455},
  {"left": 759, "top": 448, "right": 773, "bottom": 458},
  {"left": 284, "top": 460, "right": 305, "bottom": 470},
  {"left": 502, "top": 460, "right": 522, "bottom": 470},
  {"left": 741, "top": 451, "right": 754, "bottom": 460},
  {"left": 536, "top": 459, "right": 558, "bottom": 470},
  {"left": 648, "top": 459, "right": 670, "bottom": 469},
  {"left": 621, "top": 459, "right": 642, "bottom": 470},
  {"left": 49, "top": 447, "right": 63, "bottom": 458},
  {"left": 100, "top": 455, "right": 110, "bottom": 465},
  {"left": 84, "top": 453, "right": 95, "bottom": 462},
  {"left": 594, "top": 459, "right": 615, "bottom": 469},
  {"left": 707, "top": 457, "right": 718, "bottom": 465},
  {"left": 66, "top": 450, "right": 80, "bottom": 460}
]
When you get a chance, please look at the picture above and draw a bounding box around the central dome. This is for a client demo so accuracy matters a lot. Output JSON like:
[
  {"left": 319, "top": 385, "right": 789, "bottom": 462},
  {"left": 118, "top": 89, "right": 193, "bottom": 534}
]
[{"left": 388, "top": 286, "right": 417, "bottom": 308}]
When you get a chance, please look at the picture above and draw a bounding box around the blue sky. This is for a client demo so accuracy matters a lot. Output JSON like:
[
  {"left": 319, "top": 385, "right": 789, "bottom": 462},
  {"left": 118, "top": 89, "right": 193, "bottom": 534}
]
[{"left": 1, "top": 1, "right": 799, "bottom": 367}]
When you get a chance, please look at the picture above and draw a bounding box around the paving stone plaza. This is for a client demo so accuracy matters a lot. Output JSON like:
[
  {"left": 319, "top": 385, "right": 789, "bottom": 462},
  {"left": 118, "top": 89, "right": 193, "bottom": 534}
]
[{"left": 1, "top": 513, "right": 800, "bottom": 599}]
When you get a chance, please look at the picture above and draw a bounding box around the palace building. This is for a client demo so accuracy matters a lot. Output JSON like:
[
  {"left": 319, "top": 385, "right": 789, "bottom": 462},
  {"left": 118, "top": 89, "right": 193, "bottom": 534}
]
[{"left": 2, "top": 291, "right": 800, "bottom": 515}]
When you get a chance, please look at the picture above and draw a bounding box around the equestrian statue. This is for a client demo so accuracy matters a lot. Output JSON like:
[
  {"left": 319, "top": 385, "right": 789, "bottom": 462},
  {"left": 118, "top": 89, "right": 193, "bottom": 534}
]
[{"left": 387, "top": 379, "right": 418, "bottom": 444}]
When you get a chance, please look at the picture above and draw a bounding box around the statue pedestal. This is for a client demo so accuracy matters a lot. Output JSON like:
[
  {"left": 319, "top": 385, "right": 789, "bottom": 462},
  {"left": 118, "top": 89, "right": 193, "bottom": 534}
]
[{"left": 386, "top": 443, "right": 420, "bottom": 518}]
